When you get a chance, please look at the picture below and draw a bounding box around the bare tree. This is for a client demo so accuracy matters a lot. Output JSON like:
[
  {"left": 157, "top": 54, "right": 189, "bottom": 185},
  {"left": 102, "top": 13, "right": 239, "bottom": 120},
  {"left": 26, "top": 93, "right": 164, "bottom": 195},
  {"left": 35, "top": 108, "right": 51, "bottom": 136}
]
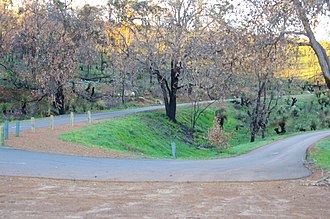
[
  {"left": 245, "top": 0, "right": 330, "bottom": 88},
  {"left": 1, "top": 0, "right": 88, "bottom": 115},
  {"left": 292, "top": 0, "right": 330, "bottom": 88},
  {"left": 233, "top": 17, "right": 291, "bottom": 142},
  {"left": 110, "top": 0, "right": 233, "bottom": 122}
]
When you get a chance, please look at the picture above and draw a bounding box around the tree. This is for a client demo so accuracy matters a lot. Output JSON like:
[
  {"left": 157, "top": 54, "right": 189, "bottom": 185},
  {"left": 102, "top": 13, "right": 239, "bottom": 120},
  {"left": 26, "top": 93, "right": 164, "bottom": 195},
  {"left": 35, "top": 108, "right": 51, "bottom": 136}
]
[
  {"left": 105, "top": 4, "right": 139, "bottom": 104},
  {"left": 0, "top": 0, "right": 102, "bottom": 115},
  {"left": 241, "top": 34, "right": 288, "bottom": 142},
  {"left": 76, "top": 4, "right": 106, "bottom": 78},
  {"left": 0, "top": 0, "right": 46, "bottom": 115},
  {"left": 245, "top": 0, "right": 330, "bottom": 89},
  {"left": 292, "top": 0, "right": 330, "bottom": 88},
  {"left": 110, "top": 0, "right": 233, "bottom": 122},
  {"left": 232, "top": 3, "right": 293, "bottom": 142},
  {"left": 184, "top": 23, "right": 239, "bottom": 129},
  {"left": 15, "top": 0, "right": 80, "bottom": 114}
]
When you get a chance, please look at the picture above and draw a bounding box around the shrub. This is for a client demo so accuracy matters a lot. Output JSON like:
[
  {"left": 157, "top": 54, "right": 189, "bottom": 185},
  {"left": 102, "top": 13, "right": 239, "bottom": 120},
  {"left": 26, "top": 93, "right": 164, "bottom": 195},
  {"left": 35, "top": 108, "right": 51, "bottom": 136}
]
[
  {"left": 233, "top": 103, "right": 242, "bottom": 110},
  {"left": 310, "top": 120, "right": 317, "bottom": 131},
  {"left": 318, "top": 96, "right": 330, "bottom": 107},
  {"left": 215, "top": 108, "right": 227, "bottom": 129},
  {"left": 0, "top": 103, "right": 9, "bottom": 115},
  {"left": 208, "top": 118, "right": 232, "bottom": 152},
  {"left": 96, "top": 100, "right": 106, "bottom": 110},
  {"left": 70, "top": 103, "right": 76, "bottom": 112},
  {"left": 277, "top": 106, "right": 286, "bottom": 115},
  {"left": 315, "top": 91, "right": 322, "bottom": 98},
  {"left": 235, "top": 112, "right": 248, "bottom": 122},
  {"left": 325, "top": 116, "right": 330, "bottom": 128},
  {"left": 307, "top": 101, "right": 314, "bottom": 113},
  {"left": 291, "top": 108, "right": 299, "bottom": 117}
]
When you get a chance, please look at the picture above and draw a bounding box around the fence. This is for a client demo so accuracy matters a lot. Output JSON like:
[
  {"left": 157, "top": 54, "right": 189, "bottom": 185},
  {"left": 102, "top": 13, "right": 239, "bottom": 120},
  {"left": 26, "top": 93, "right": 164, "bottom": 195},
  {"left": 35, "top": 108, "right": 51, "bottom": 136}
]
[{"left": 1, "top": 111, "right": 93, "bottom": 143}]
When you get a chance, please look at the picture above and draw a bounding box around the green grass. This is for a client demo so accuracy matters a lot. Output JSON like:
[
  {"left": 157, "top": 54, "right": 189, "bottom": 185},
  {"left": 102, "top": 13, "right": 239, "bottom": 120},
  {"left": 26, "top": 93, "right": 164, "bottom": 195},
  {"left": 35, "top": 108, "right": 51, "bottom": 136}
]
[
  {"left": 60, "top": 110, "right": 220, "bottom": 159},
  {"left": 309, "top": 138, "right": 330, "bottom": 171},
  {"left": 60, "top": 93, "right": 330, "bottom": 159},
  {"left": 59, "top": 105, "right": 289, "bottom": 159}
]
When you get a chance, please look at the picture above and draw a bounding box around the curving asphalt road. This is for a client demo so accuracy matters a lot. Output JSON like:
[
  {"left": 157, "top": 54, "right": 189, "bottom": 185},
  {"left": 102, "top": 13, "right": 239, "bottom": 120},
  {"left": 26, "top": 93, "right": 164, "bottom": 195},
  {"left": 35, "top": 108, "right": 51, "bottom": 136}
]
[
  {"left": 1, "top": 101, "right": 329, "bottom": 182},
  {"left": 5, "top": 101, "right": 218, "bottom": 132},
  {"left": 1, "top": 130, "right": 329, "bottom": 182}
]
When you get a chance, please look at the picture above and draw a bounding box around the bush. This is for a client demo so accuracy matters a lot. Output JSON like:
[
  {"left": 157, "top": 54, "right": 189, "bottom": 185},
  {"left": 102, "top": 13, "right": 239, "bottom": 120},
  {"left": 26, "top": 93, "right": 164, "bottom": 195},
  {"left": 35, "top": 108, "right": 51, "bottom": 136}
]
[
  {"left": 310, "top": 120, "right": 317, "bottom": 131},
  {"left": 325, "top": 116, "right": 330, "bottom": 128},
  {"left": 96, "top": 100, "right": 106, "bottom": 110},
  {"left": 276, "top": 106, "right": 286, "bottom": 115},
  {"left": 0, "top": 103, "right": 9, "bottom": 115},
  {"left": 215, "top": 108, "right": 227, "bottom": 128},
  {"left": 235, "top": 112, "right": 248, "bottom": 122},
  {"left": 291, "top": 108, "right": 300, "bottom": 117},
  {"left": 307, "top": 101, "right": 314, "bottom": 113},
  {"left": 208, "top": 118, "right": 232, "bottom": 152}
]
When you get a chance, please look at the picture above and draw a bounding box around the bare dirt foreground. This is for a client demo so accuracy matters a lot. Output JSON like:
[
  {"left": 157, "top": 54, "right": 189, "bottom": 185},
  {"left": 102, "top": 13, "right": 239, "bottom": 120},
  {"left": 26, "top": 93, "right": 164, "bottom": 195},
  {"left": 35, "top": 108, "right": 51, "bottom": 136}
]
[
  {"left": 0, "top": 175, "right": 330, "bottom": 218},
  {"left": 1, "top": 123, "right": 330, "bottom": 218}
]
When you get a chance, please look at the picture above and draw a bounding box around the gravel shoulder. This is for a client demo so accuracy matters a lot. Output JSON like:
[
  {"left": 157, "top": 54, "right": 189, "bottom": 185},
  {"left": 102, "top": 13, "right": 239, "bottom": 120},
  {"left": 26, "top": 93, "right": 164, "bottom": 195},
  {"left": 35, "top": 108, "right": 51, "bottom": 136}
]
[{"left": 4, "top": 121, "right": 138, "bottom": 158}]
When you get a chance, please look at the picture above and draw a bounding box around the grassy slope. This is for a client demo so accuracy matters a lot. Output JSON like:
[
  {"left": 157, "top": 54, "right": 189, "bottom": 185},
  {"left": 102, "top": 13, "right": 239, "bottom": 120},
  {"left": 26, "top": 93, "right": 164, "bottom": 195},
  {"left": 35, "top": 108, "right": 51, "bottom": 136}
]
[
  {"left": 60, "top": 94, "right": 329, "bottom": 159},
  {"left": 60, "top": 104, "right": 286, "bottom": 159},
  {"left": 309, "top": 138, "right": 330, "bottom": 171},
  {"left": 61, "top": 110, "right": 220, "bottom": 159}
]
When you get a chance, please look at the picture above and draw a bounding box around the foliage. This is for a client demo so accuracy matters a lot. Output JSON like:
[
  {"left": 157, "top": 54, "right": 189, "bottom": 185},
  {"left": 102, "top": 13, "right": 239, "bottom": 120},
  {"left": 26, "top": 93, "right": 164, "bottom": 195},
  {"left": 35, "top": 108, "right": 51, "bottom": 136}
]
[{"left": 207, "top": 118, "right": 232, "bottom": 152}]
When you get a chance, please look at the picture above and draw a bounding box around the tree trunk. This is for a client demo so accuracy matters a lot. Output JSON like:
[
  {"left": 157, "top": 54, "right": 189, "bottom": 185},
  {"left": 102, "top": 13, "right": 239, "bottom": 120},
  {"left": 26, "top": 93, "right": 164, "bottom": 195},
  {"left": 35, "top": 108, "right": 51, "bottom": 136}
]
[
  {"left": 100, "top": 51, "right": 104, "bottom": 73},
  {"left": 21, "top": 100, "right": 27, "bottom": 115},
  {"left": 250, "top": 132, "right": 256, "bottom": 143},
  {"left": 168, "top": 90, "right": 177, "bottom": 122},
  {"left": 261, "top": 130, "right": 265, "bottom": 139},
  {"left": 167, "top": 60, "right": 180, "bottom": 122},
  {"left": 55, "top": 86, "right": 66, "bottom": 115},
  {"left": 294, "top": 0, "right": 330, "bottom": 89},
  {"left": 158, "top": 77, "right": 176, "bottom": 122},
  {"left": 154, "top": 59, "right": 180, "bottom": 123},
  {"left": 250, "top": 82, "right": 265, "bottom": 142},
  {"left": 149, "top": 70, "right": 153, "bottom": 84},
  {"left": 156, "top": 70, "right": 170, "bottom": 113},
  {"left": 121, "top": 78, "right": 125, "bottom": 104}
]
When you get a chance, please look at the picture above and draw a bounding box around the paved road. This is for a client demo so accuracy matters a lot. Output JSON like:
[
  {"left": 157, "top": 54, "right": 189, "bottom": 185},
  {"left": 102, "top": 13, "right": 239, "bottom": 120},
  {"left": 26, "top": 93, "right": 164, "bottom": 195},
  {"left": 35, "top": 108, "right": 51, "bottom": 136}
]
[
  {"left": 5, "top": 101, "right": 219, "bottom": 132},
  {"left": 1, "top": 130, "right": 329, "bottom": 182}
]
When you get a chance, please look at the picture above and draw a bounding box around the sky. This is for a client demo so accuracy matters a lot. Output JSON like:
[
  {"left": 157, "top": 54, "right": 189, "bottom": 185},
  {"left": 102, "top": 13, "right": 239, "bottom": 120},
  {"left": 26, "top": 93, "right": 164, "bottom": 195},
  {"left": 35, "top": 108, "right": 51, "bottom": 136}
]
[{"left": 12, "top": 0, "right": 330, "bottom": 41}]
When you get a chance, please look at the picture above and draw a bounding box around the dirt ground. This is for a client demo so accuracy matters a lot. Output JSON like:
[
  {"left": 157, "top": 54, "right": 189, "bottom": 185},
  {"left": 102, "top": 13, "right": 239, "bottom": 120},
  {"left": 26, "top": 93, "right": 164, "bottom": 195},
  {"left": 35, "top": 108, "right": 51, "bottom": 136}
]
[
  {"left": 0, "top": 174, "right": 329, "bottom": 218},
  {"left": 4, "top": 122, "right": 138, "bottom": 158},
  {"left": 1, "top": 122, "right": 330, "bottom": 218}
]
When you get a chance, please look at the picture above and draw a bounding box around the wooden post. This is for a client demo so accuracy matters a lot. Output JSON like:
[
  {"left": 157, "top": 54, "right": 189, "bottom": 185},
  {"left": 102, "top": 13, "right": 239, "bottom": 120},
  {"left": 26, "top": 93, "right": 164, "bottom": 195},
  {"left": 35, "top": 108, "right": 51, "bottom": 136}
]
[
  {"left": 88, "top": 111, "right": 92, "bottom": 124},
  {"left": 50, "top": 115, "right": 54, "bottom": 130},
  {"left": 70, "top": 112, "right": 74, "bottom": 127},
  {"left": 171, "top": 142, "right": 176, "bottom": 158},
  {"left": 15, "top": 120, "right": 20, "bottom": 137},
  {"left": 0, "top": 126, "right": 4, "bottom": 146},
  {"left": 31, "top": 117, "right": 36, "bottom": 133},
  {"left": 4, "top": 120, "right": 9, "bottom": 140}
]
